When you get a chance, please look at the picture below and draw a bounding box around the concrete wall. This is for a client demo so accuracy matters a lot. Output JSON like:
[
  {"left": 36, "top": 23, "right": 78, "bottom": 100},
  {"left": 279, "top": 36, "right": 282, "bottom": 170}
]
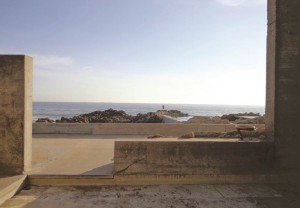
[
  {"left": 114, "top": 141, "right": 272, "bottom": 175},
  {"left": 115, "top": 0, "right": 300, "bottom": 177},
  {"left": 0, "top": 55, "right": 32, "bottom": 175},
  {"left": 266, "top": 0, "right": 300, "bottom": 174},
  {"left": 33, "top": 123, "right": 264, "bottom": 136}
]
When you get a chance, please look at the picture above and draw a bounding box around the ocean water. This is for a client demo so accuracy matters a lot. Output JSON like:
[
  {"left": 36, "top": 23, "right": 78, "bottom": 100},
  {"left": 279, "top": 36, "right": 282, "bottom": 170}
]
[{"left": 33, "top": 102, "right": 265, "bottom": 122}]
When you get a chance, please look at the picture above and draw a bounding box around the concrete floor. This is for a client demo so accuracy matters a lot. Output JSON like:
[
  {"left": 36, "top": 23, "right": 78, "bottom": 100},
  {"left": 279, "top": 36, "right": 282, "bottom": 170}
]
[
  {"left": 31, "top": 134, "right": 150, "bottom": 175},
  {"left": 1, "top": 185, "right": 300, "bottom": 208}
]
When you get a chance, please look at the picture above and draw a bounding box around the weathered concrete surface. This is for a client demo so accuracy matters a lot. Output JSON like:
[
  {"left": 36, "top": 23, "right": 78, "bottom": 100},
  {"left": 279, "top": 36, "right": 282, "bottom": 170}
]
[
  {"left": 32, "top": 134, "right": 259, "bottom": 176},
  {"left": 266, "top": 0, "right": 300, "bottom": 174},
  {"left": 114, "top": 140, "right": 272, "bottom": 175},
  {"left": 30, "top": 134, "right": 123, "bottom": 175},
  {"left": 1, "top": 185, "right": 300, "bottom": 208},
  {"left": 0, "top": 175, "right": 27, "bottom": 206},
  {"left": 33, "top": 123, "right": 264, "bottom": 136},
  {"left": 0, "top": 55, "right": 32, "bottom": 174}
]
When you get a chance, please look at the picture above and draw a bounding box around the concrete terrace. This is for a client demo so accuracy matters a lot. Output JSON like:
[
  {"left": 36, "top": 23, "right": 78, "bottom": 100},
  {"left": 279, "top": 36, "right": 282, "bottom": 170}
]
[
  {"left": 1, "top": 0, "right": 300, "bottom": 207},
  {"left": 31, "top": 134, "right": 253, "bottom": 176}
]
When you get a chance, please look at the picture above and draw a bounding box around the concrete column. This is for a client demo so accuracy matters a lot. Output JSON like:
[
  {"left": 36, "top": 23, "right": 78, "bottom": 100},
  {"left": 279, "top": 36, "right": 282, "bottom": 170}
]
[
  {"left": 0, "top": 55, "right": 32, "bottom": 175},
  {"left": 266, "top": 0, "right": 300, "bottom": 173}
]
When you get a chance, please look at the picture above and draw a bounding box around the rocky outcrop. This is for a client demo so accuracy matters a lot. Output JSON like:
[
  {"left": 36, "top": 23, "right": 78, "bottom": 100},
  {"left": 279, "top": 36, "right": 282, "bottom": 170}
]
[
  {"left": 179, "top": 129, "right": 265, "bottom": 139},
  {"left": 131, "top": 112, "right": 163, "bottom": 123},
  {"left": 234, "top": 115, "right": 265, "bottom": 124},
  {"left": 56, "top": 109, "right": 132, "bottom": 123},
  {"left": 195, "top": 131, "right": 240, "bottom": 138},
  {"left": 186, "top": 113, "right": 264, "bottom": 124},
  {"left": 221, "top": 112, "right": 261, "bottom": 121},
  {"left": 156, "top": 110, "right": 188, "bottom": 117},
  {"left": 186, "top": 116, "right": 230, "bottom": 124},
  {"left": 52, "top": 109, "right": 163, "bottom": 123},
  {"left": 36, "top": 118, "right": 54, "bottom": 123}
]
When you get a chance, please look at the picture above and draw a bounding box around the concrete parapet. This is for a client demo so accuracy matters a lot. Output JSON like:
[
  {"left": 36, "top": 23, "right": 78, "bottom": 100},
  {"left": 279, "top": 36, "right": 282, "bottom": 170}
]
[
  {"left": 114, "top": 140, "right": 272, "bottom": 175},
  {"left": 32, "top": 123, "right": 92, "bottom": 134},
  {"left": 33, "top": 123, "right": 265, "bottom": 136}
]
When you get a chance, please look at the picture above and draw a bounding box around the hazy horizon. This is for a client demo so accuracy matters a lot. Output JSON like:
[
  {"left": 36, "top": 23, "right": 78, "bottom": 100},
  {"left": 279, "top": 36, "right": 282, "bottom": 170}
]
[
  {"left": 0, "top": 0, "right": 267, "bottom": 105},
  {"left": 33, "top": 100, "right": 265, "bottom": 107}
]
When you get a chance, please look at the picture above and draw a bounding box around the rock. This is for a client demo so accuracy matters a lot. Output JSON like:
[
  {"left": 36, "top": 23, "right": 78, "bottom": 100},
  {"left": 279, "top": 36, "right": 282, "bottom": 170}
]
[
  {"left": 36, "top": 117, "right": 54, "bottom": 123},
  {"left": 194, "top": 131, "right": 240, "bottom": 138},
  {"left": 147, "top": 135, "right": 164, "bottom": 139},
  {"left": 179, "top": 132, "right": 195, "bottom": 139},
  {"left": 221, "top": 114, "right": 240, "bottom": 121},
  {"left": 186, "top": 116, "right": 229, "bottom": 124},
  {"left": 132, "top": 112, "right": 163, "bottom": 123},
  {"left": 53, "top": 109, "right": 164, "bottom": 123},
  {"left": 156, "top": 110, "right": 188, "bottom": 117},
  {"left": 234, "top": 115, "right": 265, "bottom": 124}
]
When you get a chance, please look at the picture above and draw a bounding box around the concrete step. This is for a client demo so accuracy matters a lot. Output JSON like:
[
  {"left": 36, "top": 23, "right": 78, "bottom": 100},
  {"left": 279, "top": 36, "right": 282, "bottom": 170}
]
[
  {"left": 28, "top": 174, "right": 300, "bottom": 186},
  {"left": 29, "top": 175, "right": 114, "bottom": 186},
  {"left": 0, "top": 175, "right": 27, "bottom": 206}
]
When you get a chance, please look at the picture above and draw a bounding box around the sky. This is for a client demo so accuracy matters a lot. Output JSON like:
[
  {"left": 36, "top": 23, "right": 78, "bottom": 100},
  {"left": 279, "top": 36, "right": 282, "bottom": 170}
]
[{"left": 0, "top": 0, "right": 267, "bottom": 105}]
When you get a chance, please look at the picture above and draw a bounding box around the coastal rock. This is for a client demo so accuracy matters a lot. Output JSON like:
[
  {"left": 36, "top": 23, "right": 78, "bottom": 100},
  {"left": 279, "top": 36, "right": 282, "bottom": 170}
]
[
  {"left": 147, "top": 135, "right": 164, "bottom": 139},
  {"left": 36, "top": 117, "right": 54, "bottom": 123},
  {"left": 234, "top": 115, "right": 265, "bottom": 124},
  {"left": 179, "top": 132, "right": 195, "bottom": 139},
  {"left": 132, "top": 112, "right": 163, "bottom": 123},
  {"left": 194, "top": 131, "right": 240, "bottom": 138},
  {"left": 220, "top": 114, "right": 240, "bottom": 121},
  {"left": 186, "top": 116, "right": 229, "bottom": 124},
  {"left": 53, "top": 109, "right": 163, "bottom": 123},
  {"left": 156, "top": 110, "right": 189, "bottom": 118},
  {"left": 221, "top": 112, "right": 261, "bottom": 121}
]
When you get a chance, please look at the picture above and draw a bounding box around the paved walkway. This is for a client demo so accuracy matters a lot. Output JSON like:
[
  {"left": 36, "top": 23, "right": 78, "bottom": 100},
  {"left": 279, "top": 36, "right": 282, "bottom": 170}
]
[{"left": 1, "top": 185, "right": 300, "bottom": 208}]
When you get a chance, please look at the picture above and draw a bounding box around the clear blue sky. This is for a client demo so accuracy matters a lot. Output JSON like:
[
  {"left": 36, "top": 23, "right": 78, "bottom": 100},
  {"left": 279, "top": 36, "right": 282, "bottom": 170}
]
[{"left": 0, "top": 0, "right": 267, "bottom": 105}]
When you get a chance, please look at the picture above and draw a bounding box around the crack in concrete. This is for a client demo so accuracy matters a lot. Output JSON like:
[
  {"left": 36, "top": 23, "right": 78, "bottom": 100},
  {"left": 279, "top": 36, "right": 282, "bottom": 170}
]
[{"left": 113, "top": 157, "right": 146, "bottom": 175}]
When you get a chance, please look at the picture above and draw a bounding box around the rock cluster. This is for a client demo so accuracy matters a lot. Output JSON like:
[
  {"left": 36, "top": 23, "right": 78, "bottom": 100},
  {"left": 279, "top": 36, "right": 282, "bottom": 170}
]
[
  {"left": 131, "top": 112, "right": 163, "bottom": 123},
  {"left": 234, "top": 115, "right": 265, "bottom": 124},
  {"left": 179, "top": 129, "right": 266, "bottom": 139},
  {"left": 156, "top": 110, "right": 188, "bottom": 117},
  {"left": 186, "top": 116, "right": 230, "bottom": 124},
  {"left": 53, "top": 109, "right": 163, "bottom": 123},
  {"left": 186, "top": 113, "right": 265, "bottom": 124},
  {"left": 221, "top": 112, "right": 261, "bottom": 121},
  {"left": 195, "top": 131, "right": 240, "bottom": 138},
  {"left": 36, "top": 118, "right": 54, "bottom": 123}
]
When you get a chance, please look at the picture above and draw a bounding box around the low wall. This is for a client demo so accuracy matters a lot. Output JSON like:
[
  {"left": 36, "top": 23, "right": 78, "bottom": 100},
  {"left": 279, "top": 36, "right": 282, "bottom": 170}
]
[
  {"left": 33, "top": 123, "right": 265, "bottom": 136},
  {"left": 114, "top": 141, "right": 272, "bottom": 175}
]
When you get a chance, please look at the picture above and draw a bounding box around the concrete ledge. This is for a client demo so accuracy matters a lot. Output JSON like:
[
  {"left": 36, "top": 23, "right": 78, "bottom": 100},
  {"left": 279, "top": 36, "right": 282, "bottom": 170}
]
[
  {"left": 33, "top": 123, "right": 92, "bottom": 134},
  {"left": 0, "top": 175, "right": 27, "bottom": 205},
  {"left": 114, "top": 140, "right": 272, "bottom": 175},
  {"left": 27, "top": 174, "right": 300, "bottom": 186},
  {"left": 33, "top": 123, "right": 265, "bottom": 136}
]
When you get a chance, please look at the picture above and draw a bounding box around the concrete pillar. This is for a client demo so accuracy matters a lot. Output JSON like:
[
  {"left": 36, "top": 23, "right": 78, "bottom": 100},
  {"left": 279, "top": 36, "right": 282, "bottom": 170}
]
[
  {"left": 266, "top": 0, "right": 300, "bottom": 173},
  {"left": 0, "top": 55, "right": 32, "bottom": 175}
]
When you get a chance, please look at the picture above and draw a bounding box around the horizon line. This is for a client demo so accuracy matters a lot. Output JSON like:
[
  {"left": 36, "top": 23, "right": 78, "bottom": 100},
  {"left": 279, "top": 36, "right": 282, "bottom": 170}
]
[{"left": 33, "top": 101, "right": 265, "bottom": 107}]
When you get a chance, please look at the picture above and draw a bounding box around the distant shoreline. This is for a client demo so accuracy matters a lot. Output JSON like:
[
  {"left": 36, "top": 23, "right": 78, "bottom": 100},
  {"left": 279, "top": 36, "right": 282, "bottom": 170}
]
[{"left": 33, "top": 102, "right": 265, "bottom": 122}]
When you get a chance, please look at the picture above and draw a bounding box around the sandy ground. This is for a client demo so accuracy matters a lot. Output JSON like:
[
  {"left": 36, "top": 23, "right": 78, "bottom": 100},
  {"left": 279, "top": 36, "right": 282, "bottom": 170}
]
[{"left": 1, "top": 184, "right": 300, "bottom": 208}]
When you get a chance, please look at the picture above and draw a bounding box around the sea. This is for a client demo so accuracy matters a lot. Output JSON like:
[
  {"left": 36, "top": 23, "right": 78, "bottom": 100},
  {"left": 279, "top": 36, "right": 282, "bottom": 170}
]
[{"left": 33, "top": 102, "right": 265, "bottom": 122}]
